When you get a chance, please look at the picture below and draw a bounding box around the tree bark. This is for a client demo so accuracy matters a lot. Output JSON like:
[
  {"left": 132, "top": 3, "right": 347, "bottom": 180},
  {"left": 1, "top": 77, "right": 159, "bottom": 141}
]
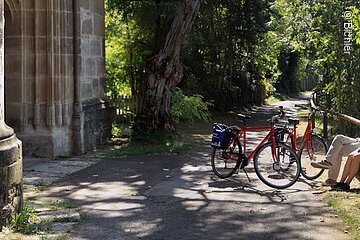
[{"left": 133, "top": 0, "right": 200, "bottom": 134}]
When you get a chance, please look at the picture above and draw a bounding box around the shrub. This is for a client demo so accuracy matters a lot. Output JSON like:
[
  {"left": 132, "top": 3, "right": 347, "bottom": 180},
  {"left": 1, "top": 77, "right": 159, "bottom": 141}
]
[{"left": 170, "top": 88, "right": 212, "bottom": 123}]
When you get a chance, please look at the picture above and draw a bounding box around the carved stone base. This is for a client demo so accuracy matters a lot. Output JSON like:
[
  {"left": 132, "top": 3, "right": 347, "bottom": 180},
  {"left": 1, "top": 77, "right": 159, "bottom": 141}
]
[
  {"left": 19, "top": 128, "right": 72, "bottom": 157},
  {"left": 0, "top": 134, "right": 23, "bottom": 228},
  {"left": 17, "top": 99, "right": 114, "bottom": 157}
]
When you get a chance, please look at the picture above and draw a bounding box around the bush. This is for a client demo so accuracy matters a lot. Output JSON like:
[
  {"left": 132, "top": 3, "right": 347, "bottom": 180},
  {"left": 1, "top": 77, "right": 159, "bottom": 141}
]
[{"left": 170, "top": 88, "right": 212, "bottom": 123}]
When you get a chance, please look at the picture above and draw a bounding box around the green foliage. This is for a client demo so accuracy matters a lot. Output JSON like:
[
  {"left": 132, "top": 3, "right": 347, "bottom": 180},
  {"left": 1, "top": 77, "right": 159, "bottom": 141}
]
[
  {"left": 105, "top": 0, "right": 153, "bottom": 99},
  {"left": 266, "top": 0, "right": 360, "bottom": 136},
  {"left": 170, "top": 88, "right": 212, "bottom": 123},
  {"left": 105, "top": 0, "right": 360, "bottom": 135},
  {"left": 181, "top": 0, "right": 271, "bottom": 110},
  {"left": 41, "top": 234, "right": 69, "bottom": 240},
  {"left": 265, "top": 92, "right": 289, "bottom": 104},
  {"left": 10, "top": 205, "right": 43, "bottom": 234},
  {"left": 112, "top": 123, "right": 131, "bottom": 137},
  {"left": 48, "top": 201, "right": 77, "bottom": 211},
  {"left": 53, "top": 216, "right": 80, "bottom": 223}
]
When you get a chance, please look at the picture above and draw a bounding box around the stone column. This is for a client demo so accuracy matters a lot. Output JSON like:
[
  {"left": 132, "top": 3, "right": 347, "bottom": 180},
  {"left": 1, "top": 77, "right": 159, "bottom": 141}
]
[{"left": 0, "top": 0, "right": 23, "bottom": 228}]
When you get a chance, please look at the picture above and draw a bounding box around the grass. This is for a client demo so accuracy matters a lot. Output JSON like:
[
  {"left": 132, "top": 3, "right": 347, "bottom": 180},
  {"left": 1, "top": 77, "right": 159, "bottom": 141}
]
[
  {"left": 6, "top": 205, "right": 46, "bottom": 234},
  {"left": 1, "top": 232, "right": 69, "bottom": 240},
  {"left": 107, "top": 120, "right": 211, "bottom": 158},
  {"left": 1, "top": 200, "right": 79, "bottom": 239},
  {"left": 46, "top": 200, "right": 77, "bottom": 211},
  {"left": 324, "top": 191, "right": 360, "bottom": 239},
  {"left": 265, "top": 93, "right": 289, "bottom": 104},
  {"left": 33, "top": 181, "right": 48, "bottom": 192},
  {"left": 107, "top": 141, "right": 190, "bottom": 157},
  {"left": 53, "top": 216, "right": 80, "bottom": 223},
  {"left": 107, "top": 130, "right": 190, "bottom": 157},
  {"left": 41, "top": 233, "right": 69, "bottom": 240}
]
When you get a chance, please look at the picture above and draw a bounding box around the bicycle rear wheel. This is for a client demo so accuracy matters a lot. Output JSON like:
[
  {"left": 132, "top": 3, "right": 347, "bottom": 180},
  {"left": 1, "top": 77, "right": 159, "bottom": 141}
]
[
  {"left": 211, "top": 140, "right": 241, "bottom": 178},
  {"left": 299, "top": 135, "right": 327, "bottom": 180},
  {"left": 254, "top": 142, "right": 301, "bottom": 189}
]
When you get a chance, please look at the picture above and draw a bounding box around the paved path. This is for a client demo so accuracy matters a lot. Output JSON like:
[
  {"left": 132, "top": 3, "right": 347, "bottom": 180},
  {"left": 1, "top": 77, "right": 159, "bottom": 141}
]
[{"left": 24, "top": 95, "right": 351, "bottom": 240}]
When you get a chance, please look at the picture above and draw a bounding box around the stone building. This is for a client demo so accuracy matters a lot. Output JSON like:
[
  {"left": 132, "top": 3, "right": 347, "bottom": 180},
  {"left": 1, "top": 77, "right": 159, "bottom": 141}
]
[
  {"left": 1, "top": 0, "right": 111, "bottom": 227},
  {"left": 5, "top": 0, "right": 111, "bottom": 157}
]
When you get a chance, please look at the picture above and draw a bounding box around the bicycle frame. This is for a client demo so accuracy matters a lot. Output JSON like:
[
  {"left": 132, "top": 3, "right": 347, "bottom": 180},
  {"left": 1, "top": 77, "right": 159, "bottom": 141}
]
[
  {"left": 285, "top": 108, "right": 316, "bottom": 156},
  {"left": 224, "top": 124, "right": 278, "bottom": 164}
]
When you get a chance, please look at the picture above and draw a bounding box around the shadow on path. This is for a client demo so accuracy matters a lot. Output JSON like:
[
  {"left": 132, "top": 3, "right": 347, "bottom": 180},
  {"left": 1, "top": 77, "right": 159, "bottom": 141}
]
[{"left": 34, "top": 94, "right": 351, "bottom": 240}]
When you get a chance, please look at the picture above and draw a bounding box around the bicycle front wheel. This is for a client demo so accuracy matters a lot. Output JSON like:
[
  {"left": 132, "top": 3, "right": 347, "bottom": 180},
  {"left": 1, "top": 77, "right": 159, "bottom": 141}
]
[
  {"left": 299, "top": 135, "right": 327, "bottom": 180},
  {"left": 211, "top": 140, "right": 241, "bottom": 179},
  {"left": 254, "top": 142, "right": 301, "bottom": 189}
]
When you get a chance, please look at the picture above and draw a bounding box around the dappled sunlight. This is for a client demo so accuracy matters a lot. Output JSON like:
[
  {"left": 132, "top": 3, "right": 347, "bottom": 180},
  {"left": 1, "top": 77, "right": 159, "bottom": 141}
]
[
  {"left": 37, "top": 151, "right": 349, "bottom": 240},
  {"left": 123, "top": 218, "right": 163, "bottom": 238},
  {"left": 83, "top": 201, "right": 144, "bottom": 212},
  {"left": 173, "top": 188, "right": 206, "bottom": 200},
  {"left": 32, "top": 96, "right": 350, "bottom": 240},
  {"left": 190, "top": 133, "right": 211, "bottom": 141},
  {"left": 182, "top": 200, "right": 208, "bottom": 211},
  {"left": 123, "top": 174, "right": 142, "bottom": 179},
  {"left": 67, "top": 181, "right": 141, "bottom": 201}
]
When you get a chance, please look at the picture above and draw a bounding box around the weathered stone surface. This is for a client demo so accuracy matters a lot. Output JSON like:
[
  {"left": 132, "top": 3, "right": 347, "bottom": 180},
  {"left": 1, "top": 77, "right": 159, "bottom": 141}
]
[
  {"left": 92, "top": 78, "right": 99, "bottom": 97},
  {"left": 81, "top": 18, "right": 93, "bottom": 35},
  {"left": 85, "top": 58, "right": 96, "bottom": 76},
  {"left": 80, "top": 0, "right": 90, "bottom": 10},
  {"left": 19, "top": 127, "right": 73, "bottom": 157},
  {"left": 90, "top": 0, "right": 104, "bottom": 16},
  {"left": 81, "top": 82, "right": 93, "bottom": 100},
  {"left": 82, "top": 99, "right": 114, "bottom": 150},
  {"left": 0, "top": 134, "right": 23, "bottom": 228},
  {"left": 91, "top": 39, "right": 101, "bottom": 56},
  {"left": 97, "top": 57, "right": 106, "bottom": 76},
  {"left": 0, "top": 134, "right": 21, "bottom": 168},
  {"left": 3, "top": 0, "right": 110, "bottom": 156},
  {"left": 93, "top": 14, "right": 105, "bottom": 36}
]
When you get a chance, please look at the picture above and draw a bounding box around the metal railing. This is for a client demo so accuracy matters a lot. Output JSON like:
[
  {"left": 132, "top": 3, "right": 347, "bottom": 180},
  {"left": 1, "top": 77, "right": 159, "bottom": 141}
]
[{"left": 311, "top": 91, "right": 360, "bottom": 135}]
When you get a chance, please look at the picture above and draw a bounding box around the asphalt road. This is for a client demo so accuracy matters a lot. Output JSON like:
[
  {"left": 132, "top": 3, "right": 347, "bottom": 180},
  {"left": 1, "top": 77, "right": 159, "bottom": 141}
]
[{"left": 40, "top": 95, "right": 351, "bottom": 240}]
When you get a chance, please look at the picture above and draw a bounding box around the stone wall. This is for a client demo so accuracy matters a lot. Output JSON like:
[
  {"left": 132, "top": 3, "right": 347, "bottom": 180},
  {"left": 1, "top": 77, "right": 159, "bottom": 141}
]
[
  {"left": 77, "top": 0, "right": 112, "bottom": 153},
  {"left": 3, "top": 0, "right": 111, "bottom": 157},
  {"left": 80, "top": 0, "right": 105, "bottom": 101}
]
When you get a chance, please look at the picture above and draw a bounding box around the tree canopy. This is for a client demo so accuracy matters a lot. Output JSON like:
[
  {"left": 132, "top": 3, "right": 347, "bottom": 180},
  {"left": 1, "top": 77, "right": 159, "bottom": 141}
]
[{"left": 105, "top": 0, "right": 360, "bottom": 136}]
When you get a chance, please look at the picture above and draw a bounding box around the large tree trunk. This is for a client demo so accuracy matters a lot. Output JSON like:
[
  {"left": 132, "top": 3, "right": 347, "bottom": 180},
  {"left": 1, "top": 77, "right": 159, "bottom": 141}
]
[{"left": 133, "top": 0, "right": 200, "bottom": 134}]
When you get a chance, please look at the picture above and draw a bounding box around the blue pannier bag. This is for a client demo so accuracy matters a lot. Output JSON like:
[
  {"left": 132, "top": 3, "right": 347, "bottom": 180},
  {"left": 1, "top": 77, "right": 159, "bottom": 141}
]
[{"left": 211, "top": 123, "right": 227, "bottom": 148}]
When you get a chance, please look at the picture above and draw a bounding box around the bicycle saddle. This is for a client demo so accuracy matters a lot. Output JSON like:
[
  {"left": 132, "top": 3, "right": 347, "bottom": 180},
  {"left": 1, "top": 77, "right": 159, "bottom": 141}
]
[
  {"left": 288, "top": 117, "right": 299, "bottom": 125},
  {"left": 237, "top": 114, "right": 252, "bottom": 121}
]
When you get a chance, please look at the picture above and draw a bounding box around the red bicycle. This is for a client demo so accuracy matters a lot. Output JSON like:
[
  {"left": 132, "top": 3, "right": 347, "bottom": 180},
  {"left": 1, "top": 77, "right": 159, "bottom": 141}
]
[
  {"left": 210, "top": 114, "right": 301, "bottom": 189},
  {"left": 281, "top": 104, "right": 328, "bottom": 180}
]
